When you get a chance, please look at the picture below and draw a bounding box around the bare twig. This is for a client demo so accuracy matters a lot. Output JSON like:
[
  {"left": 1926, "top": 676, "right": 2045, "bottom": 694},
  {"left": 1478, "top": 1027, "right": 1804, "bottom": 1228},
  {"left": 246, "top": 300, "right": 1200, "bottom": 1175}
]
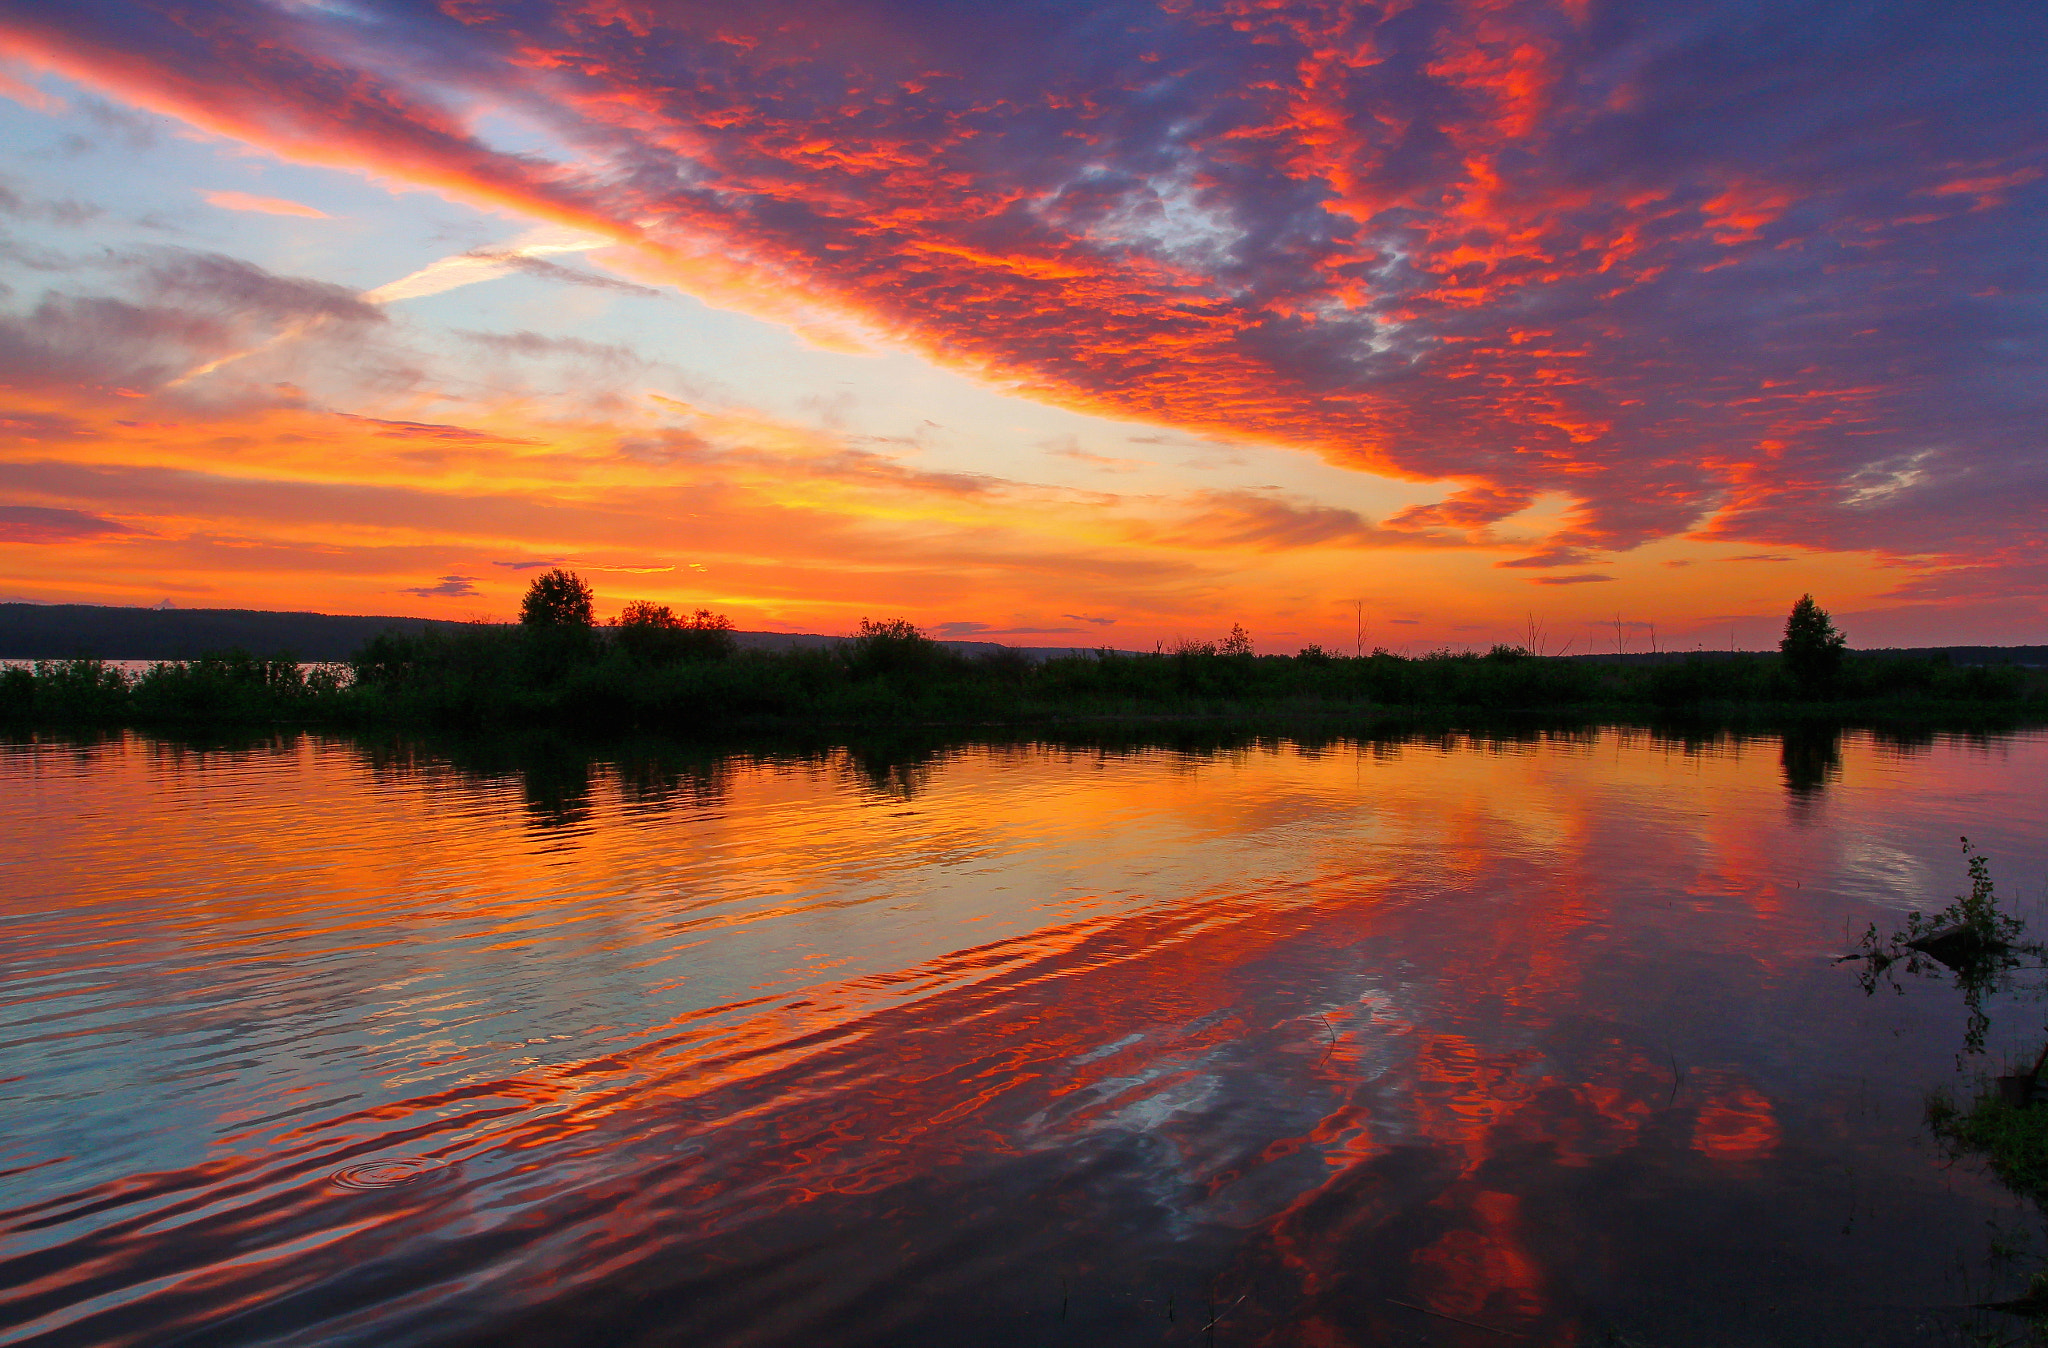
[
  {"left": 1385, "top": 1297, "right": 1525, "bottom": 1337},
  {"left": 1203, "top": 1290, "right": 1250, "bottom": 1334}
]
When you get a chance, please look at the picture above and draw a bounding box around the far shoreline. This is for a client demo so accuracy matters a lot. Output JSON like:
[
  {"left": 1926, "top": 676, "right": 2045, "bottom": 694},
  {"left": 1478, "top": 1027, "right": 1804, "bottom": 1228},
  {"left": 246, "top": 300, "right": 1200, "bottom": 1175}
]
[{"left": 7, "top": 585, "right": 2041, "bottom": 736}]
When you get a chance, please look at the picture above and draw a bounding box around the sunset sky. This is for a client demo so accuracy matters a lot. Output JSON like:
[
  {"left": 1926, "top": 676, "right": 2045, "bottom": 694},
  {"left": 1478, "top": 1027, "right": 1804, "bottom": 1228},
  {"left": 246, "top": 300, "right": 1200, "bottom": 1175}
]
[{"left": 0, "top": 0, "right": 2041, "bottom": 652}]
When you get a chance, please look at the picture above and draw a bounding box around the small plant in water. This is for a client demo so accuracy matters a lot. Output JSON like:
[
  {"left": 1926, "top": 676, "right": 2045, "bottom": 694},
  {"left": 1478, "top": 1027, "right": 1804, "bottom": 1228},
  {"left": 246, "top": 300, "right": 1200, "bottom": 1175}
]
[
  {"left": 1927, "top": 1084, "right": 2048, "bottom": 1326},
  {"left": 1928, "top": 1089, "right": 2048, "bottom": 1201},
  {"left": 1848, "top": 838, "right": 2036, "bottom": 1053},
  {"left": 1845, "top": 841, "right": 2048, "bottom": 1328}
]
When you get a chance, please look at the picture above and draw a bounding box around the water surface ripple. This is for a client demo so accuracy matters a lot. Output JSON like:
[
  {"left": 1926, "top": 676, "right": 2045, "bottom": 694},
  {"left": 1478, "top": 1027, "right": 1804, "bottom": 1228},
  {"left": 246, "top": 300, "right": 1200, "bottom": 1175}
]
[{"left": 3, "top": 726, "right": 2046, "bottom": 1346}]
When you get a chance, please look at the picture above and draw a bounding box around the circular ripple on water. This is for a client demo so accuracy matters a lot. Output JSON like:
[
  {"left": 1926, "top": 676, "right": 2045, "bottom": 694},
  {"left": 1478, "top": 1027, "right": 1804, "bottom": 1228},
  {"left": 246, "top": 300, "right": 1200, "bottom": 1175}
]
[{"left": 331, "top": 1157, "right": 451, "bottom": 1191}]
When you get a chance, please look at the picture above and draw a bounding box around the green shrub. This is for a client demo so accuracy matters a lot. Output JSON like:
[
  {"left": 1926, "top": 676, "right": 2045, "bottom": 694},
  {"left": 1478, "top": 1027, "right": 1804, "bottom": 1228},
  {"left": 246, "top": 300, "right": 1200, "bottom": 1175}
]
[
  {"left": 845, "top": 617, "right": 952, "bottom": 680},
  {"left": 129, "top": 650, "right": 310, "bottom": 721},
  {"left": 0, "top": 666, "right": 34, "bottom": 719},
  {"left": 1929, "top": 1088, "right": 2048, "bottom": 1199},
  {"left": 31, "top": 658, "right": 130, "bottom": 721},
  {"left": 612, "top": 602, "right": 736, "bottom": 664}
]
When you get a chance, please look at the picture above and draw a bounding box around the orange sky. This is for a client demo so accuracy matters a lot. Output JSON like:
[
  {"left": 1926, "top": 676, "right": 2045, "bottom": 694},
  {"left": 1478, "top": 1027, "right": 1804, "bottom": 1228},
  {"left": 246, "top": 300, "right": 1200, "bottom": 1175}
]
[{"left": 1, "top": 0, "right": 2043, "bottom": 649}]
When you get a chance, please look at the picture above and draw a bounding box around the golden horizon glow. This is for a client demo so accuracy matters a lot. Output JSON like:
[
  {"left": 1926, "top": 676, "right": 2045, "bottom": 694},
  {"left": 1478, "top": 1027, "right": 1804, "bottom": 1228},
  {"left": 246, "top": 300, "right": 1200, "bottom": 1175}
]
[{"left": 1, "top": 2, "right": 2042, "bottom": 649}]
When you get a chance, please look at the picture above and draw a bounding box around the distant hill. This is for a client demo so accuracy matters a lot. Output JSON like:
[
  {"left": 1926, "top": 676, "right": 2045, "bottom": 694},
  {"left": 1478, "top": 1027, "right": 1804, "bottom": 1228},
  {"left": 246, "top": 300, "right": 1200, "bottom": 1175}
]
[
  {"left": 0, "top": 603, "right": 1109, "bottom": 662},
  {"left": 1562, "top": 647, "right": 2048, "bottom": 668},
  {"left": 15, "top": 603, "right": 2033, "bottom": 668},
  {"left": 0, "top": 604, "right": 483, "bottom": 661}
]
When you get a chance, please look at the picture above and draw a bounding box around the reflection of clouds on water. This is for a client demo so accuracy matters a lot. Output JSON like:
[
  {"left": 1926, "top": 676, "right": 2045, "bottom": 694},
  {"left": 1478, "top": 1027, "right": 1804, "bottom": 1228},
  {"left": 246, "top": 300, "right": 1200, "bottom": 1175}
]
[
  {"left": 1004, "top": 973, "right": 1426, "bottom": 1251},
  {"left": 1687, "top": 1074, "right": 1783, "bottom": 1165},
  {"left": 3, "top": 725, "right": 2046, "bottom": 1346},
  {"left": 1066, "top": 1031, "right": 1146, "bottom": 1067},
  {"left": 1837, "top": 837, "right": 1941, "bottom": 913}
]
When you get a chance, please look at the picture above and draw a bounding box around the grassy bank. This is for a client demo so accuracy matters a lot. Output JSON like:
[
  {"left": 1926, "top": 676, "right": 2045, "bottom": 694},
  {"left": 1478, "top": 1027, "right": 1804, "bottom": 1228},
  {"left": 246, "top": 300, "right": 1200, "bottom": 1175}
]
[{"left": 2, "top": 622, "right": 2041, "bottom": 732}]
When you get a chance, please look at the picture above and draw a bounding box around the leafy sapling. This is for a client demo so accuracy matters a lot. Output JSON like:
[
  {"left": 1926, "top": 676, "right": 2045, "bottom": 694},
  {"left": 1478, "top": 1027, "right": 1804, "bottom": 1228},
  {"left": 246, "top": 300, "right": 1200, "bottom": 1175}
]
[{"left": 1847, "top": 839, "right": 2039, "bottom": 1054}]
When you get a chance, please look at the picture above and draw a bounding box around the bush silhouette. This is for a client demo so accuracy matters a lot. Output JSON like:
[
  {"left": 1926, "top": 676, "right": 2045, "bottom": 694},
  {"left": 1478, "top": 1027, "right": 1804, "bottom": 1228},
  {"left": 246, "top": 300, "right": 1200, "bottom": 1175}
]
[
  {"left": 612, "top": 601, "right": 736, "bottom": 663},
  {"left": 847, "top": 617, "right": 944, "bottom": 678}
]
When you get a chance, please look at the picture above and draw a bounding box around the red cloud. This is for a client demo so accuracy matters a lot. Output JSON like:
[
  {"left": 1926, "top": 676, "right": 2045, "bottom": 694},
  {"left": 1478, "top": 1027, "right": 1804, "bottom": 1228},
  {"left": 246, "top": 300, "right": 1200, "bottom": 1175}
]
[
  {"left": 1925, "top": 166, "right": 2043, "bottom": 211},
  {"left": 3, "top": 0, "right": 2043, "bottom": 588}
]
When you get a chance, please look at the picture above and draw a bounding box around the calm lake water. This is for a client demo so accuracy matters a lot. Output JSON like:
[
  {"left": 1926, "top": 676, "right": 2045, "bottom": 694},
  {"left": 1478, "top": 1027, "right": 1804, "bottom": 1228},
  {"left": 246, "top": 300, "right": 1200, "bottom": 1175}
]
[{"left": 4, "top": 723, "right": 2047, "bottom": 1347}]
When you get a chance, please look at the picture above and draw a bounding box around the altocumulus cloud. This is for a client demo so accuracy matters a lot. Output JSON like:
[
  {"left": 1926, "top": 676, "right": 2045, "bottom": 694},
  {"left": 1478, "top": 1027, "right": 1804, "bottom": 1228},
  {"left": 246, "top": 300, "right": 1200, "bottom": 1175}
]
[{"left": 2, "top": 0, "right": 2044, "bottom": 605}]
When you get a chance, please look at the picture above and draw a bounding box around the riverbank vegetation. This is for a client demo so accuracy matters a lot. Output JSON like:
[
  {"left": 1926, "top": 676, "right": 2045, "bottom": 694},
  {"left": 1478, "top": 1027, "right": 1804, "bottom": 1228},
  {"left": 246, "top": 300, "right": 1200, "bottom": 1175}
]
[
  {"left": 2, "top": 578, "right": 2041, "bottom": 731},
  {"left": 1845, "top": 841, "right": 2048, "bottom": 1315}
]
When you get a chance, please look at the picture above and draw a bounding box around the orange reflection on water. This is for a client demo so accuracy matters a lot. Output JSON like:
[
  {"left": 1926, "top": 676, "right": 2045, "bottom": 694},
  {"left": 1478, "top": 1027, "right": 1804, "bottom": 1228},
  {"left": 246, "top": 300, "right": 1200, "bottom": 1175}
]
[
  {"left": 2, "top": 725, "right": 2045, "bottom": 1347},
  {"left": 1688, "top": 1076, "right": 1783, "bottom": 1165},
  {"left": 1408, "top": 1189, "right": 1551, "bottom": 1335}
]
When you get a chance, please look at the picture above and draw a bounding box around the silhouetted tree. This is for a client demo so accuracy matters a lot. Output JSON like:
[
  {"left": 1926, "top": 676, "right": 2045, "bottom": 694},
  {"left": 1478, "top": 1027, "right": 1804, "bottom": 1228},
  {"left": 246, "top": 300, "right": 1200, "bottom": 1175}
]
[
  {"left": 1220, "top": 623, "right": 1254, "bottom": 657},
  {"left": 616, "top": 600, "right": 674, "bottom": 629},
  {"left": 1780, "top": 593, "right": 1846, "bottom": 695},
  {"left": 611, "top": 601, "right": 735, "bottom": 662},
  {"left": 521, "top": 569, "right": 594, "bottom": 628}
]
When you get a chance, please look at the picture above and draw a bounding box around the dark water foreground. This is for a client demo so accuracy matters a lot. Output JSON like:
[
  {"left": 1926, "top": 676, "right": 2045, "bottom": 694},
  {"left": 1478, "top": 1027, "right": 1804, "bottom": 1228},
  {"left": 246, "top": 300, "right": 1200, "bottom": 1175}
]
[{"left": 3, "top": 724, "right": 2047, "bottom": 1348}]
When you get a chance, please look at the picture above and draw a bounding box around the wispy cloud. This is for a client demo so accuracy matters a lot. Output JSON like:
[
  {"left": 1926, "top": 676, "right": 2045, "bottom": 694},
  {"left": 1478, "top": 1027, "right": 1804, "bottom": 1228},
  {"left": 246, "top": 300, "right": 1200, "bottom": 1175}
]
[
  {"left": 360, "top": 228, "right": 614, "bottom": 306},
  {"left": 1047, "top": 438, "right": 1146, "bottom": 473},
  {"left": 162, "top": 227, "right": 623, "bottom": 388},
  {"left": 1499, "top": 549, "right": 1598, "bottom": 570},
  {"left": 936, "top": 620, "right": 1082, "bottom": 637},
  {"left": 399, "top": 574, "right": 479, "bottom": 598},
  {"left": 201, "top": 190, "right": 328, "bottom": 219},
  {"left": 0, "top": 504, "right": 137, "bottom": 543}
]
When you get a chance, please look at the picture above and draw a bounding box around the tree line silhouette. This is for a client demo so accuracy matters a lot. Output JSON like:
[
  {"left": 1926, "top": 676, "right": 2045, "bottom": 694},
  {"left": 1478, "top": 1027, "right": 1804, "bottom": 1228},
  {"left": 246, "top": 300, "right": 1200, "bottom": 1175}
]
[{"left": 2, "top": 576, "right": 2036, "bottom": 728}]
